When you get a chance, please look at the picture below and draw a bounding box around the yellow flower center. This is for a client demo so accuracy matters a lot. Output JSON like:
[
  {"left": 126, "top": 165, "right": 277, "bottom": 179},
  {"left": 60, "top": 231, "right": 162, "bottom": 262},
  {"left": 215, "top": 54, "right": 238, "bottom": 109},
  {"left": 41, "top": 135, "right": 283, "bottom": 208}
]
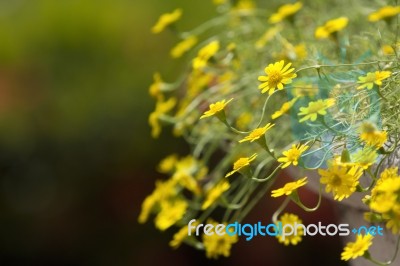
[
  {"left": 269, "top": 70, "right": 283, "bottom": 86},
  {"left": 331, "top": 174, "right": 342, "bottom": 186}
]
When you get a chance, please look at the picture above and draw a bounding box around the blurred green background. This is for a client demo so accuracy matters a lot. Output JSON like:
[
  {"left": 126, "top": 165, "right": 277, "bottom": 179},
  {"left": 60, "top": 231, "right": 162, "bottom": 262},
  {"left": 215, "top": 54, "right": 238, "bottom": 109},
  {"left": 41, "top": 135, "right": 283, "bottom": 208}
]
[{"left": 0, "top": 1, "right": 346, "bottom": 265}]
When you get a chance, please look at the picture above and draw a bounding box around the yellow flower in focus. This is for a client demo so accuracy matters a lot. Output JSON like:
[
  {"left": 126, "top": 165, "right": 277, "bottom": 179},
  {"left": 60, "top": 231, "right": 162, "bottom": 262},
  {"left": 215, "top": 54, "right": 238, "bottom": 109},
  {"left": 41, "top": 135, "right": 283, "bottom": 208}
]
[
  {"left": 341, "top": 234, "right": 373, "bottom": 261},
  {"left": 277, "top": 143, "right": 309, "bottom": 168},
  {"left": 319, "top": 164, "right": 363, "bottom": 201},
  {"left": 315, "top": 17, "right": 348, "bottom": 39},
  {"left": 155, "top": 199, "right": 188, "bottom": 231},
  {"left": 225, "top": 153, "right": 257, "bottom": 177},
  {"left": 239, "top": 123, "right": 275, "bottom": 143},
  {"left": 170, "top": 36, "right": 198, "bottom": 58},
  {"left": 276, "top": 213, "right": 304, "bottom": 245},
  {"left": 203, "top": 220, "right": 238, "bottom": 259},
  {"left": 272, "top": 98, "right": 297, "bottom": 119},
  {"left": 271, "top": 177, "right": 308, "bottom": 197},
  {"left": 200, "top": 98, "right": 233, "bottom": 119},
  {"left": 357, "top": 71, "right": 392, "bottom": 90},
  {"left": 152, "top": 9, "right": 182, "bottom": 34},
  {"left": 269, "top": 2, "right": 303, "bottom": 24},
  {"left": 298, "top": 98, "right": 335, "bottom": 122},
  {"left": 149, "top": 97, "right": 177, "bottom": 138},
  {"left": 149, "top": 72, "right": 164, "bottom": 100},
  {"left": 368, "top": 6, "right": 400, "bottom": 22},
  {"left": 258, "top": 60, "right": 297, "bottom": 95},
  {"left": 192, "top": 40, "right": 220, "bottom": 70},
  {"left": 202, "top": 181, "right": 230, "bottom": 209}
]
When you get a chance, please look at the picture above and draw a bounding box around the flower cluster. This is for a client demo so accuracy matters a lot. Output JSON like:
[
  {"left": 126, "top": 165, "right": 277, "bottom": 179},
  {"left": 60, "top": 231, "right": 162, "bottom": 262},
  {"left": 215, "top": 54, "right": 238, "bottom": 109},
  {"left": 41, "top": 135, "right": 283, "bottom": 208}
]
[{"left": 142, "top": 0, "right": 400, "bottom": 263}]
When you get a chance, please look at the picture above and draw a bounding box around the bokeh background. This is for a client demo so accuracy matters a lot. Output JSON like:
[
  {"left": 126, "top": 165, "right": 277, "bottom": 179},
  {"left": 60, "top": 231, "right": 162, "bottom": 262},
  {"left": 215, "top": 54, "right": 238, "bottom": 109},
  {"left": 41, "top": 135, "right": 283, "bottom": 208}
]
[{"left": 0, "top": 0, "right": 347, "bottom": 265}]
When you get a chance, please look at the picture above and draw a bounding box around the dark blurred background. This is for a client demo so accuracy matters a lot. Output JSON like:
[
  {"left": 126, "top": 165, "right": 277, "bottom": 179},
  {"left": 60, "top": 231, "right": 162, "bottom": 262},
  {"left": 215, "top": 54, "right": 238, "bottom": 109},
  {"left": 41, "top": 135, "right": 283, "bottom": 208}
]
[{"left": 0, "top": 1, "right": 346, "bottom": 265}]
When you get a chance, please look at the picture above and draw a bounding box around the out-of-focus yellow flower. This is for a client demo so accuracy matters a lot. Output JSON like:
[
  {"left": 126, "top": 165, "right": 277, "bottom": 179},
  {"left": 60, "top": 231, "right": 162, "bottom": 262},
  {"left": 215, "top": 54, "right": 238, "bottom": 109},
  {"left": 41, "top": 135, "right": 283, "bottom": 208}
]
[
  {"left": 203, "top": 219, "right": 238, "bottom": 259},
  {"left": 212, "top": 0, "right": 227, "bottom": 5},
  {"left": 202, "top": 181, "right": 230, "bottom": 209},
  {"left": 291, "top": 82, "right": 318, "bottom": 98},
  {"left": 352, "top": 148, "right": 378, "bottom": 169},
  {"left": 152, "top": 9, "right": 183, "bottom": 34},
  {"left": 276, "top": 213, "right": 304, "bottom": 245},
  {"left": 155, "top": 199, "right": 188, "bottom": 230},
  {"left": 358, "top": 121, "right": 388, "bottom": 148},
  {"left": 158, "top": 154, "right": 178, "bottom": 173},
  {"left": 225, "top": 153, "right": 257, "bottom": 177},
  {"left": 149, "top": 97, "right": 177, "bottom": 138},
  {"left": 298, "top": 98, "right": 335, "bottom": 122},
  {"left": 236, "top": 112, "right": 253, "bottom": 130},
  {"left": 278, "top": 143, "right": 309, "bottom": 168},
  {"left": 170, "top": 36, "right": 198, "bottom": 58},
  {"left": 149, "top": 72, "right": 164, "bottom": 100},
  {"left": 239, "top": 123, "right": 275, "bottom": 143},
  {"left": 271, "top": 177, "right": 307, "bottom": 197},
  {"left": 315, "top": 17, "right": 348, "bottom": 39},
  {"left": 258, "top": 60, "right": 297, "bottom": 95},
  {"left": 357, "top": 71, "right": 392, "bottom": 90},
  {"left": 341, "top": 234, "right": 373, "bottom": 261},
  {"left": 368, "top": 6, "right": 400, "bottom": 22},
  {"left": 192, "top": 40, "right": 220, "bottom": 70},
  {"left": 170, "top": 223, "right": 197, "bottom": 248},
  {"left": 269, "top": 2, "right": 303, "bottom": 24},
  {"left": 200, "top": 98, "right": 233, "bottom": 119},
  {"left": 255, "top": 26, "right": 282, "bottom": 49},
  {"left": 382, "top": 44, "right": 395, "bottom": 55},
  {"left": 386, "top": 205, "right": 400, "bottom": 234},
  {"left": 272, "top": 98, "right": 297, "bottom": 120}
]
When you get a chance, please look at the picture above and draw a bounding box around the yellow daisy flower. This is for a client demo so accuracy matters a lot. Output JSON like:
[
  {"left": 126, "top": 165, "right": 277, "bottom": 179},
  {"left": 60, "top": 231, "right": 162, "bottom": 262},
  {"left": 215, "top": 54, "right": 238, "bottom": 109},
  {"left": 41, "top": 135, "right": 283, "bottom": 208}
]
[
  {"left": 152, "top": 9, "right": 183, "bottom": 34},
  {"left": 319, "top": 164, "right": 363, "bottom": 201},
  {"left": 298, "top": 98, "right": 335, "bottom": 122},
  {"left": 277, "top": 143, "right": 309, "bottom": 168},
  {"left": 170, "top": 36, "right": 198, "bottom": 58},
  {"left": 203, "top": 219, "right": 238, "bottom": 259},
  {"left": 192, "top": 40, "right": 220, "bottom": 70},
  {"left": 368, "top": 6, "right": 400, "bottom": 22},
  {"left": 225, "top": 153, "right": 257, "bottom": 177},
  {"left": 276, "top": 213, "right": 304, "bottom": 246},
  {"left": 357, "top": 71, "right": 391, "bottom": 90},
  {"left": 315, "top": 17, "right": 348, "bottom": 39},
  {"left": 200, "top": 98, "right": 233, "bottom": 119},
  {"left": 239, "top": 123, "right": 275, "bottom": 143},
  {"left": 258, "top": 60, "right": 297, "bottom": 95},
  {"left": 341, "top": 234, "right": 373, "bottom": 261},
  {"left": 202, "top": 181, "right": 230, "bottom": 209},
  {"left": 271, "top": 177, "right": 308, "bottom": 197},
  {"left": 271, "top": 98, "right": 297, "bottom": 120},
  {"left": 269, "top": 2, "right": 303, "bottom": 24}
]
